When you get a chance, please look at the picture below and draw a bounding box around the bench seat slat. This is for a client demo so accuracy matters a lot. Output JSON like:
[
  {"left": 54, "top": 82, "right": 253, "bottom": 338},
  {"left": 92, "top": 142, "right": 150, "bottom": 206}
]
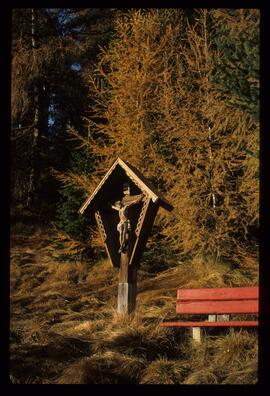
[
  {"left": 160, "top": 321, "right": 258, "bottom": 327},
  {"left": 177, "top": 287, "right": 258, "bottom": 301},
  {"left": 176, "top": 299, "right": 258, "bottom": 314}
]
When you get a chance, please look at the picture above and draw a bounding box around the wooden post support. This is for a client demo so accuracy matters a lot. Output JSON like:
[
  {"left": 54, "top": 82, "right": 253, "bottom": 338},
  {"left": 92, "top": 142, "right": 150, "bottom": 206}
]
[
  {"left": 217, "top": 314, "right": 230, "bottom": 322},
  {"left": 191, "top": 315, "right": 218, "bottom": 343},
  {"left": 191, "top": 327, "right": 201, "bottom": 343},
  {"left": 117, "top": 252, "right": 137, "bottom": 314},
  {"left": 208, "top": 314, "right": 230, "bottom": 322}
]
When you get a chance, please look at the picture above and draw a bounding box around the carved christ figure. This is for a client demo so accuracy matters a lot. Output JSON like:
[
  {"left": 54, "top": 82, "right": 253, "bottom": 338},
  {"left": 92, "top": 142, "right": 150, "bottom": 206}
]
[{"left": 111, "top": 192, "right": 144, "bottom": 253}]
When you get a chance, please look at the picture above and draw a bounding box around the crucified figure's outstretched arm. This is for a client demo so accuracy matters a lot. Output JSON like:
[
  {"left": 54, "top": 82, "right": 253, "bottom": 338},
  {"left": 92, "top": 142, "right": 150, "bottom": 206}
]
[{"left": 123, "top": 193, "right": 144, "bottom": 208}]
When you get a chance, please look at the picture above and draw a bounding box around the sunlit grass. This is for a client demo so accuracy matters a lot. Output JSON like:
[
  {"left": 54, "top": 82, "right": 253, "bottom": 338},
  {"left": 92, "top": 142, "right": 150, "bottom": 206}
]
[{"left": 10, "top": 232, "right": 258, "bottom": 384}]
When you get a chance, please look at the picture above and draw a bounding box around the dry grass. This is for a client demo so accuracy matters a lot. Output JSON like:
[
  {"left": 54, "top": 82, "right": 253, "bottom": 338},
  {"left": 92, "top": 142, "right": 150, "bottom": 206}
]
[
  {"left": 10, "top": 231, "right": 258, "bottom": 384},
  {"left": 181, "top": 329, "right": 258, "bottom": 384},
  {"left": 56, "top": 350, "right": 146, "bottom": 384},
  {"left": 140, "top": 357, "right": 189, "bottom": 384}
]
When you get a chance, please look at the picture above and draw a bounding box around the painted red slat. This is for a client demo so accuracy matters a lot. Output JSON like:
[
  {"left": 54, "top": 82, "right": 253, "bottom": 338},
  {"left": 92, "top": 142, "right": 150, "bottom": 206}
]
[
  {"left": 177, "top": 287, "right": 258, "bottom": 301},
  {"left": 160, "top": 321, "right": 258, "bottom": 327},
  {"left": 176, "top": 299, "right": 258, "bottom": 314}
]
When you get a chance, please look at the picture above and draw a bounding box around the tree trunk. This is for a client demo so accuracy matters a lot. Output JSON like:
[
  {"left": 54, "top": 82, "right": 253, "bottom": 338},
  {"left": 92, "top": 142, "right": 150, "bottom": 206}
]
[{"left": 27, "top": 8, "right": 39, "bottom": 207}]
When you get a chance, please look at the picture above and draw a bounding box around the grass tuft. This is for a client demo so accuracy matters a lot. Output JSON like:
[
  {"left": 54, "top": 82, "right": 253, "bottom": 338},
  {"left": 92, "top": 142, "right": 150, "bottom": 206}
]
[{"left": 140, "top": 357, "right": 189, "bottom": 384}]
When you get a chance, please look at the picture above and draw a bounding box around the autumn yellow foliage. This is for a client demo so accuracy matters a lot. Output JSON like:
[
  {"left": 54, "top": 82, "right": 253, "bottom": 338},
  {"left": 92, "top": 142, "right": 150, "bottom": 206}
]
[{"left": 65, "top": 9, "right": 258, "bottom": 269}]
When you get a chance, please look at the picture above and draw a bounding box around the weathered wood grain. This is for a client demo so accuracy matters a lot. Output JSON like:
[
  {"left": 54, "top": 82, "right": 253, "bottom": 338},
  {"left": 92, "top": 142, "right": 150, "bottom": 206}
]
[
  {"left": 117, "top": 282, "right": 137, "bottom": 314},
  {"left": 117, "top": 253, "right": 137, "bottom": 314}
]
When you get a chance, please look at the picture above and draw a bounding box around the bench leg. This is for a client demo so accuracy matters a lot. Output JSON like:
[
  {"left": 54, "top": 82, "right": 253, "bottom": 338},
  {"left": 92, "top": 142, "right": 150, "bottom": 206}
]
[
  {"left": 208, "top": 314, "right": 230, "bottom": 322},
  {"left": 191, "top": 327, "right": 202, "bottom": 343},
  {"left": 217, "top": 314, "right": 230, "bottom": 322},
  {"left": 191, "top": 315, "right": 230, "bottom": 343}
]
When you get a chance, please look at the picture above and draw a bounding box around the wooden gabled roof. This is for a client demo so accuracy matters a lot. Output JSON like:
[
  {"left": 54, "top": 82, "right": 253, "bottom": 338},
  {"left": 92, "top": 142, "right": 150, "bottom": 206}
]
[{"left": 79, "top": 157, "right": 173, "bottom": 215}]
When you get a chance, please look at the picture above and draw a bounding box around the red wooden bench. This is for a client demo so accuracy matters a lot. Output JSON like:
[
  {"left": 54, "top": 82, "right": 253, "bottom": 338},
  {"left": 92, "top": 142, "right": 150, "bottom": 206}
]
[{"left": 160, "top": 287, "right": 258, "bottom": 342}]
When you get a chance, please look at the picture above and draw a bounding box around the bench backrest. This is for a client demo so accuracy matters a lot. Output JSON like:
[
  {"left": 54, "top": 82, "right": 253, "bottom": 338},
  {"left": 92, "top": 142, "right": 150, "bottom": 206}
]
[{"left": 176, "top": 287, "right": 258, "bottom": 315}]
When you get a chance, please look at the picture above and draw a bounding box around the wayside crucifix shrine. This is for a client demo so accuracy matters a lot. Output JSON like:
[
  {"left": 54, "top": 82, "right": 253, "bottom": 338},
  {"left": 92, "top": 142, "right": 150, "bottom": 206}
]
[{"left": 79, "top": 158, "right": 173, "bottom": 315}]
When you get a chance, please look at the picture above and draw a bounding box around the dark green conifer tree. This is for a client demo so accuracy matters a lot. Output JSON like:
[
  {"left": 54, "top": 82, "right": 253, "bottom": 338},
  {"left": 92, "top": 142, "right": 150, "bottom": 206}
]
[
  {"left": 210, "top": 9, "right": 259, "bottom": 120},
  {"left": 53, "top": 147, "right": 94, "bottom": 260}
]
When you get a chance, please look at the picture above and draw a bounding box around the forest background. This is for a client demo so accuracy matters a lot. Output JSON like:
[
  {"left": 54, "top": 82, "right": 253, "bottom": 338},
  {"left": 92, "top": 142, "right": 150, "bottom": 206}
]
[
  {"left": 11, "top": 8, "right": 259, "bottom": 268},
  {"left": 10, "top": 8, "right": 260, "bottom": 384}
]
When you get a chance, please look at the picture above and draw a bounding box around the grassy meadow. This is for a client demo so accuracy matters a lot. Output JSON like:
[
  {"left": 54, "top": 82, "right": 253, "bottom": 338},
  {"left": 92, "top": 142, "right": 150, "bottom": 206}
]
[{"left": 10, "top": 226, "right": 258, "bottom": 384}]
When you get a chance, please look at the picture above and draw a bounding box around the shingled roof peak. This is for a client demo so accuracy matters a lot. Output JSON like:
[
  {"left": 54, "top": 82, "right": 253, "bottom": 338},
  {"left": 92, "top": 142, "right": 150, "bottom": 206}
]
[{"left": 79, "top": 157, "right": 173, "bottom": 214}]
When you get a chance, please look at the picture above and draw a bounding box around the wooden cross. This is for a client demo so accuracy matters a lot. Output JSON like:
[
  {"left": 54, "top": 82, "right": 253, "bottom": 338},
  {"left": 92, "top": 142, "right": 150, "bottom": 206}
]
[{"left": 111, "top": 184, "right": 145, "bottom": 314}]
